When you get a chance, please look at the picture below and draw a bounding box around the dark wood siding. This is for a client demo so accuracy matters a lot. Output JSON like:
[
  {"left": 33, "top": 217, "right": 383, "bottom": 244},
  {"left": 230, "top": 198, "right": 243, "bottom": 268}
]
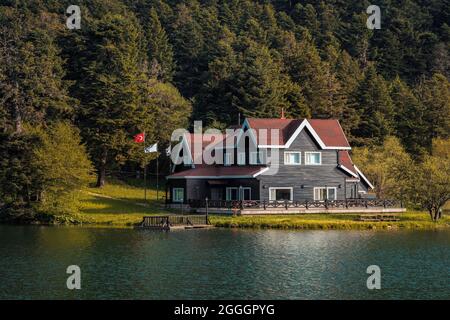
[
  {"left": 258, "top": 129, "right": 349, "bottom": 201},
  {"left": 168, "top": 178, "right": 260, "bottom": 202}
]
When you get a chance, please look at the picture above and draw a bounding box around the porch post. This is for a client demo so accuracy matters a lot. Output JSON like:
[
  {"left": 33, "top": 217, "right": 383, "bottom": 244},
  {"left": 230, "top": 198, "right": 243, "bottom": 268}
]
[{"left": 165, "top": 183, "right": 169, "bottom": 207}]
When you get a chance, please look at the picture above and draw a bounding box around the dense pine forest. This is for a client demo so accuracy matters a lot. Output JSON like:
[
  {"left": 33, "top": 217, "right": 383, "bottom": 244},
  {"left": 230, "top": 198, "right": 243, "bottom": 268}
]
[{"left": 0, "top": 0, "right": 449, "bottom": 221}]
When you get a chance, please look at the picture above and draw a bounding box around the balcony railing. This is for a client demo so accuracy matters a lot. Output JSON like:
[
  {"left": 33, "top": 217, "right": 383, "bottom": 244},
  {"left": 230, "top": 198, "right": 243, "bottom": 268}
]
[{"left": 187, "top": 199, "right": 402, "bottom": 210}]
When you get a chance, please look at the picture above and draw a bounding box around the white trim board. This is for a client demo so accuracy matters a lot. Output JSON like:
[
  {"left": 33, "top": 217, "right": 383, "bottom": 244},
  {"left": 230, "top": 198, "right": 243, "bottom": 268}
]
[
  {"left": 338, "top": 164, "right": 359, "bottom": 178},
  {"left": 167, "top": 167, "right": 269, "bottom": 180},
  {"left": 251, "top": 119, "right": 351, "bottom": 150},
  {"left": 354, "top": 165, "right": 374, "bottom": 189}
]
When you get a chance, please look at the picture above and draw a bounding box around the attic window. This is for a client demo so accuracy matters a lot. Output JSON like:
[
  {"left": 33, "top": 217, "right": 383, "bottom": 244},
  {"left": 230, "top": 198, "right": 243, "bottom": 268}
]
[{"left": 305, "top": 152, "right": 321, "bottom": 165}]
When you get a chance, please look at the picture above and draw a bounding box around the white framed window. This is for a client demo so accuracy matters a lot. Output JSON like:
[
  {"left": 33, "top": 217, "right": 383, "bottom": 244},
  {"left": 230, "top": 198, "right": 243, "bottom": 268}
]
[
  {"left": 269, "top": 187, "right": 293, "bottom": 201},
  {"left": 237, "top": 153, "right": 246, "bottom": 165},
  {"left": 173, "top": 188, "right": 184, "bottom": 202},
  {"left": 224, "top": 153, "right": 233, "bottom": 166},
  {"left": 284, "top": 152, "right": 301, "bottom": 165},
  {"left": 313, "top": 187, "right": 337, "bottom": 201},
  {"left": 305, "top": 152, "right": 321, "bottom": 165}
]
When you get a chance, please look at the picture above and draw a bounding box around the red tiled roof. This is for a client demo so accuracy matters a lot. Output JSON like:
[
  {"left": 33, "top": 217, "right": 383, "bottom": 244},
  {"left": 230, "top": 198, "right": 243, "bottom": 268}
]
[
  {"left": 168, "top": 166, "right": 266, "bottom": 178},
  {"left": 246, "top": 118, "right": 300, "bottom": 145},
  {"left": 338, "top": 150, "right": 358, "bottom": 177},
  {"left": 245, "top": 118, "right": 350, "bottom": 148},
  {"left": 308, "top": 119, "right": 350, "bottom": 148},
  {"left": 184, "top": 130, "right": 241, "bottom": 161}
]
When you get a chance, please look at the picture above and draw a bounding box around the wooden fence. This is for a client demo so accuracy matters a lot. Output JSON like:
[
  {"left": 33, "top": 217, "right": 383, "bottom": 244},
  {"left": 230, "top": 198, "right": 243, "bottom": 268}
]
[{"left": 188, "top": 199, "right": 402, "bottom": 210}]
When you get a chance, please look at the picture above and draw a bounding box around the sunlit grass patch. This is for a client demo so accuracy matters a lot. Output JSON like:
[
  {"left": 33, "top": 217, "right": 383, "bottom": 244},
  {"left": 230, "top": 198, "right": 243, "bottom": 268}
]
[
  {"left": 70, "top": 178, "right": 173, "bottom": 226},
  {"left": 210, "top": 212, "right": 450, "bottom": 230}
]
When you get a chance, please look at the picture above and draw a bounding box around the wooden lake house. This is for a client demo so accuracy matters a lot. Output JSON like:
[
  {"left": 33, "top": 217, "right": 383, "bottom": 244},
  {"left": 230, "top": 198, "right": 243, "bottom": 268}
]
[{"left": 165, "top": 116, "right": 404, "bottom": 214}]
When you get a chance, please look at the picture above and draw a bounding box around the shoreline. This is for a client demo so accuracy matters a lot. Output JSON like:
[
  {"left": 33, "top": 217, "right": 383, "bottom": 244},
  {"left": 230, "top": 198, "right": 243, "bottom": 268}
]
[{"left": 1, "top": 212, "right": 449, "bottom": 231}]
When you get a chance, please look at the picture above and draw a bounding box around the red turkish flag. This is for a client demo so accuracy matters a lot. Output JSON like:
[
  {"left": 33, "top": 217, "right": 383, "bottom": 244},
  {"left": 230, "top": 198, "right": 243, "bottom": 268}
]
[{"left": 134, "top": 132, "right": 145, "bottom": 143}]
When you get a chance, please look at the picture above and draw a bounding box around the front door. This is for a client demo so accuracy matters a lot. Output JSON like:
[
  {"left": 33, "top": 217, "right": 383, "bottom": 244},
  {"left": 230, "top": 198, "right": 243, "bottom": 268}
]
[{"left": 242, "top": 187, "right": 251, "bottom": 200}]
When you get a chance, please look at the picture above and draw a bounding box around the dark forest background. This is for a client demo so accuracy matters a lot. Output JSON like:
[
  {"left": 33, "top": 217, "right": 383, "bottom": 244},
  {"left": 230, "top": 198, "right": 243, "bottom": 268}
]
[{"left": 0, "top": 0, "right": 449, "bottom": 219}]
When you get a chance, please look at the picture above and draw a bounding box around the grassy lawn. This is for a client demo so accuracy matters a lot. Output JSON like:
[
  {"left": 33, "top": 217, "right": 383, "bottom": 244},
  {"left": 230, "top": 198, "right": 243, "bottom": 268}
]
[
  {"left": 74, "top": 178, "right": 173, "bottom": 226},
  {"left": 210, "top": 212, "right": 450, "bottom": 230},
  {"left": 72, "top": 178, "right": 450, "bottom": 229}
]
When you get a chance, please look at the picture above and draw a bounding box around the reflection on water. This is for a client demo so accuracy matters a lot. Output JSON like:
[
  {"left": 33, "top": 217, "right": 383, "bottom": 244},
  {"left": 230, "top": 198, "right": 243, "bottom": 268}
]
[{"left": 0, "top": 225, "right": 449, "bottom": 299}]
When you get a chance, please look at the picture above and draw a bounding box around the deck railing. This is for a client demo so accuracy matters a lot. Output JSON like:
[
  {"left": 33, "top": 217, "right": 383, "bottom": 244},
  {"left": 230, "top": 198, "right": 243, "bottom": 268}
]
[
  {"left": 188, "top": 199, "right": 402, "bottom": 210},
  {"left": 141, "top": 215, "right": 210, "bottom": 228}
]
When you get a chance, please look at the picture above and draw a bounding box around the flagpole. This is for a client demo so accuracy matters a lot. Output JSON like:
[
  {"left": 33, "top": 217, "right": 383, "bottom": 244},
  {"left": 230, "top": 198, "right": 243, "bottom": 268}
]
[
  {"left": 143, "top": 131, "right": 147, "bottom": 202},
  {"left": 156, "top": 150, "right": 159, "bottom": 201}
]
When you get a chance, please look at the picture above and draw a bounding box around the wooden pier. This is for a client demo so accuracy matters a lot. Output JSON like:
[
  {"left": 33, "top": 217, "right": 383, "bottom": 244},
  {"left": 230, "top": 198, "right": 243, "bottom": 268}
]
[{"left": 139, "top": 215, "right": 211, "bottom": 230}]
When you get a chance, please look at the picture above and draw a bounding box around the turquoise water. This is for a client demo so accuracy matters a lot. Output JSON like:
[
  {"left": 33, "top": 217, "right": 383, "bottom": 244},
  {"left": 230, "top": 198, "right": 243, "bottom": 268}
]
[{"left": 0, "top": 225, "right": 448, "bottom": 299}]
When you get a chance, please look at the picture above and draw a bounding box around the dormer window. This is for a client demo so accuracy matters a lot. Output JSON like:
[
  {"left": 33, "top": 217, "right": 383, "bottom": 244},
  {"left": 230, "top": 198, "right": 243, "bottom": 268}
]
[
  {"left": 284, "top": 152, "right": 301, "bottom": 165},
  {"left": 305, "top": 152, "right": 321, "bottom": 165}
]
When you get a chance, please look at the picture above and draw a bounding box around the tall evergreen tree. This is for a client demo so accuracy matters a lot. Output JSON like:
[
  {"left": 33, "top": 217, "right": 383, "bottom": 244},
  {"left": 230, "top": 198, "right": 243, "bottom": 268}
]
[
  {"left": 415, "top": 73, "right": 450, "bottom": 150},
  {"left": 171, "top": 3, "right": 206, "bottom": 98},
  {"left": 282, "top": 31, "right": 336, "bottom": 119},
  {"left": 390, "top": 77, "right": 427, "bottom": 156},
  {"left": 75, "top": 13, "right": 151, "bottom": 187},
  {"left": 145, "top": 8, "right": 175, "bottom": 82},
  {"left": 353, "top": 65, "right": 394, "bottom": 145},
  {"left": 196, "top": 35, "right": 308, "bottom": 127},
  {"left": 0, "top": 7, "right": 72, "bottom": 134}
]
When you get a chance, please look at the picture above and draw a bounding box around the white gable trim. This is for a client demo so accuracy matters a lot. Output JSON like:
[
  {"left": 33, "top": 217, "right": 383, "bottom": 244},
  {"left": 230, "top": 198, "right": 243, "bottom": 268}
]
[
  {"left": 354, "top": 165, "right": 374, "bottom": 189},
  {"left": 252, "top": 167, "right": 270, "bottom": 177},
  {"left": 284, "top": 119, "right": 351, "bottom": 150},
  {"left": 248, "top": 119, "right": 351, "bottom": 150},
  {"left": 168, "top": 175, "right": 255, "bottom": 179},
  {"left": 338, "top": 164, "right": 359, "bottom": 178}
]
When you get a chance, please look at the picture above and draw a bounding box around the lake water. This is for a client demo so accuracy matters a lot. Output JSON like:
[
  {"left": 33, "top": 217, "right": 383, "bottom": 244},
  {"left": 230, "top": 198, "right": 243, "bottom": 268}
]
[{"left": 0, "top": 225, "right": 448, "bottom": 299}]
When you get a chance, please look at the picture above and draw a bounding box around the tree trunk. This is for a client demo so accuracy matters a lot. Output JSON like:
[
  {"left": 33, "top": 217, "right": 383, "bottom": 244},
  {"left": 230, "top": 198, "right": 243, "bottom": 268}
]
[
  {"left": 433, "top": 207, "right": 442, "bottom": 221},
  {"left": 96, "top": 149, "right": 108, "bottom": 188}
]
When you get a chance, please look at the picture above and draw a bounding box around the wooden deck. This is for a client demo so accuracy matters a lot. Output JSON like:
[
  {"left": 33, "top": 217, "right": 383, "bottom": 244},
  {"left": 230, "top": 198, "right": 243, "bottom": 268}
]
[
  {"left": 139, "top": 215, "right": 212, "bottom": 230},
  {"left": 187, "top": 199, "right": 405, "bottom": 215}
]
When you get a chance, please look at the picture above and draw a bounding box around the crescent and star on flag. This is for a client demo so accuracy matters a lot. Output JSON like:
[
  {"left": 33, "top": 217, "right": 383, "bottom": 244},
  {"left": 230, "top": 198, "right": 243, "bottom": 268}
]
[{"left": 134, "top": 132, "right": 170, "bottom": 155}]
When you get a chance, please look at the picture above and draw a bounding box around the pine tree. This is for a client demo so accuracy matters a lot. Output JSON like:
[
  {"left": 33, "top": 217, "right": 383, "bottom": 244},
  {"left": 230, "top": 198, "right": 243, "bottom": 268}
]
[
  {"left": 334, "top": 49, "right": 364, "bottom": 141},
  {"left": 171, "top": 3, "right": 205, "bottom": 98},
  {"left": 76, "top": 13, "right": 150, "bottom": 187},
  {"left": 353, "top": 65, "right": 394, "bottom": 145},
  {"left": 0, "top": 7, "right": 72, "bottom": 134},
  {"left": 145, "top": 8, "right": 175, "bottom": 82},
  {"left": 390, "top": 77, "right": 427, "bottom": 156},
  {"left": 415, "top": 73, "right": 450, "bottom": 151},
  {"left": 197, "top": 35, "right": 308, "bottom": 127},
  {"left": 282, "top": 31, "right": 335, "bottom": 119}
]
